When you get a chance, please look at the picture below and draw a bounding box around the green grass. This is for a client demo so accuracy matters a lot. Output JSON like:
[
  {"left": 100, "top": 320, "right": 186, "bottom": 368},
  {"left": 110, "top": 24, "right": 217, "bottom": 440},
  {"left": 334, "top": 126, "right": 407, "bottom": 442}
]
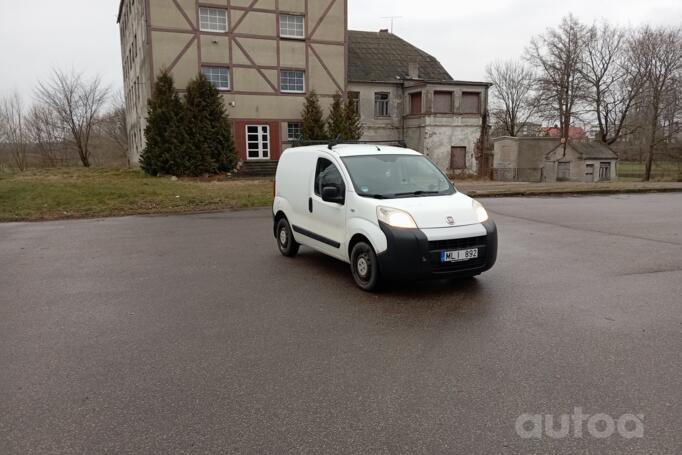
[
  {"left": 0, "top": 167, "right": 273, "bottom": 222},
  {"left": 618, "top": 160, "right": 681, "bottom": 174}
]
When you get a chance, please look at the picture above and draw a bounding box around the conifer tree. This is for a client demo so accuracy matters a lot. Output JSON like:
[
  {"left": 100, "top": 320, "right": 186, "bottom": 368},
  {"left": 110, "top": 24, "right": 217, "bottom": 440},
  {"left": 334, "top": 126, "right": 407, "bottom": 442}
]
[
  {"left": 140, "top": 70, "right": 189, "bottom": 176},
  {"left": 300, "top": 90, "right": 327, "bottom": 141},
  {"left": 343, "top": 92, "right": 363, "bottom": 140},
  {"left": 184, "top": 73, "right": 237, "bottom": 175},
  {"left": 326, "top": 92, "right": 346, "bottom": 140}
]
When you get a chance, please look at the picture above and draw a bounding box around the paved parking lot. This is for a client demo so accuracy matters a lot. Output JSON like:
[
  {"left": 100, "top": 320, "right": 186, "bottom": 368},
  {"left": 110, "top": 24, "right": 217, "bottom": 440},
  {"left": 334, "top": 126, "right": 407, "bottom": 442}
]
[{"left": 1, "top": 194, "right": 681, "bottom": 454}]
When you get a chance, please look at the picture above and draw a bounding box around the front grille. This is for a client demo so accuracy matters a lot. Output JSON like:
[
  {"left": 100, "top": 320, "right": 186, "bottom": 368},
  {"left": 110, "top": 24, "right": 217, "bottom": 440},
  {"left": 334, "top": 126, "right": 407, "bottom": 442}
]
[
  {"left": 428, "top": 235, "right": 488, "bottom": 272},
  {"left": 428, "top": 236, "right": 486, "bottom": 251}
]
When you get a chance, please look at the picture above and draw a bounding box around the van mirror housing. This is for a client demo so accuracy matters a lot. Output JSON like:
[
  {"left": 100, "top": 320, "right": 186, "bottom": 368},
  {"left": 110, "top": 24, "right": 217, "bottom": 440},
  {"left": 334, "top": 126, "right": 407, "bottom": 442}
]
[{"left": 321, "top": 186, "right": 344, "bottom": 204}]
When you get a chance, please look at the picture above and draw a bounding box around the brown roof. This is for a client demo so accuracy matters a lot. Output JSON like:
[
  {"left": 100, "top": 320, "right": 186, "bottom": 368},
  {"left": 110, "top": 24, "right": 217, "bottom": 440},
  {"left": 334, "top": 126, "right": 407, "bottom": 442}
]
[
  {"left": 570, "top": 141, "right": 618, "bottom": 160},
  {"left": 348, "top": 30, "right": 454, "bottom": 83}
]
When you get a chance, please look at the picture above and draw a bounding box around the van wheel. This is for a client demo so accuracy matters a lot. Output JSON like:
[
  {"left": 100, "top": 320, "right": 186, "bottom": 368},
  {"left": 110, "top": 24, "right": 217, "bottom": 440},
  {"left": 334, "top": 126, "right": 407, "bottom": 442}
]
[
  {"left": 350, "top": 241, "right": 380, "bottom": 291},
  {"left": 276, "top": 218, "right": 299, "bottom": 257}
]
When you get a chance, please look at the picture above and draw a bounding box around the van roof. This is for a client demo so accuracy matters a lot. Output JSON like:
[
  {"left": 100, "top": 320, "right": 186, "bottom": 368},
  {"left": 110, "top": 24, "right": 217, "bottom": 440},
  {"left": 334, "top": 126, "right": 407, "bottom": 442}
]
[{"left": 284, "top": 144, "right": 422, "bottom": 158}]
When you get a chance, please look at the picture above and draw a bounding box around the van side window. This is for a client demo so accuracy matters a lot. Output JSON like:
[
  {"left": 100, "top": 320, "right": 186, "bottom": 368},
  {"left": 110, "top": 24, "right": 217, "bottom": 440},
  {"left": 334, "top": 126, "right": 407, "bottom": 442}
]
[{"left": 314, "top": 158, "right": 345, "bottom": 197}]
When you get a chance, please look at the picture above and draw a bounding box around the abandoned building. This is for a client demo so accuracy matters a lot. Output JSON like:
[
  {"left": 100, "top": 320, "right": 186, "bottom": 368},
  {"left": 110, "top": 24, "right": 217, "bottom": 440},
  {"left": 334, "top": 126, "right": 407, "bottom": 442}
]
[{"left": 492, "top": 137, "right": 619, "bottom": 182}]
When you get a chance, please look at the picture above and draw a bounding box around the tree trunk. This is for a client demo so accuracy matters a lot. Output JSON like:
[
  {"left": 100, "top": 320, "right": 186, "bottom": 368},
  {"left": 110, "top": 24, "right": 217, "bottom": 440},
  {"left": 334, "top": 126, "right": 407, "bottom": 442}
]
[
  {"left": 644, "top": 119, "right": 657, "bottom": 181},
  {"left": 75, "top": 140, "right": 90, "bottom": 167}
]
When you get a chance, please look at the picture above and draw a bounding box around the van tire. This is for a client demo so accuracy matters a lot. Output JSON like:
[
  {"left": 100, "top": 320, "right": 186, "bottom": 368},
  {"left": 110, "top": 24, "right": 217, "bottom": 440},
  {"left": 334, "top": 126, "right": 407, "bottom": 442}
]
[
  {"left": 276, "top": 218, "right": 299, "bottom": 257},
  {"left": 350, "top": 241, "right": 381, "bottom": 291}
]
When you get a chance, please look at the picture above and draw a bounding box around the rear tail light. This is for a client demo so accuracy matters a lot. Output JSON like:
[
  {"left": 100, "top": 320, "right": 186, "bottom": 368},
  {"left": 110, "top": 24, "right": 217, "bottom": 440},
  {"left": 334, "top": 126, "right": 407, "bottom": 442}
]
[{"left": 272, "top": 180, "right": 276, "bottom": 198}]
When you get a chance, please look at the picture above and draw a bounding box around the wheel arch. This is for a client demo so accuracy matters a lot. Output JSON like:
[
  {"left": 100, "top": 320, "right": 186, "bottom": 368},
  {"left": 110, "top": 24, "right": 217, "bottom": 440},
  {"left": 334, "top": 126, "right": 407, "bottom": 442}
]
[
  {"left": 273, "top": 210, "right": 288, "bottom": 238},
  {"left": 348, "top": 233, "right": 372, "bottom": 259}
]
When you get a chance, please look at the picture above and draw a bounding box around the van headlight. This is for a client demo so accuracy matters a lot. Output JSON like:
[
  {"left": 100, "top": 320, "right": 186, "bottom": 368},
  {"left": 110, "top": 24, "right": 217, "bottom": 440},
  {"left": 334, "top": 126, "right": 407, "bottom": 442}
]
[
  {"left": 377, "top": 206, "right": 418, "bottom": 229},
  {"left": 473, "top": 200, "right": 489, "bottom": 223}
]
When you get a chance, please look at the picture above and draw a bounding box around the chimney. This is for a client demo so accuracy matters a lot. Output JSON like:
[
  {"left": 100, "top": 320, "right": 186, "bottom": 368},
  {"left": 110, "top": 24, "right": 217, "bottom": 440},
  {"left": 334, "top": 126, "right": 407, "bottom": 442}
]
[
  {"left": 408, "top": 62, "right": 419, "bottom": 79},
  {"left": 379, "top": 28, "right": 389, "bottom": 33}
]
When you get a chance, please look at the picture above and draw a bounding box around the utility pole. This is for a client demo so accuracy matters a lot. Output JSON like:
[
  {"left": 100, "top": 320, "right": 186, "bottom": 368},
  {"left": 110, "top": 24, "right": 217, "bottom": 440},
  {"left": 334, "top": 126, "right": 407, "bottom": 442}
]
[{"left": 381, "top": 16, "right": 402, "bottom": 34}]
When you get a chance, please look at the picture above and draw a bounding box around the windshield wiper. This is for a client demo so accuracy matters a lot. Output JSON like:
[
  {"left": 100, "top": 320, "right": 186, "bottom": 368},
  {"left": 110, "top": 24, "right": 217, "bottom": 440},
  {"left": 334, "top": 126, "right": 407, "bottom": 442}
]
[
  {"left": 394, "top": 190, "right": 441, "bottom": 197},
  {"left": 361, "top": 193, "right": 388, "bottom": 199}
]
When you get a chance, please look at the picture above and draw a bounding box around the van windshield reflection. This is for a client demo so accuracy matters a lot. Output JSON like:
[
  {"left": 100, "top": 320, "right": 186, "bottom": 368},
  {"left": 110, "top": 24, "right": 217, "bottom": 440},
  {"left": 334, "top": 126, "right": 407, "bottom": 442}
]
[{"left": 341, "top": 154, "right": 455, "bottom": 199}]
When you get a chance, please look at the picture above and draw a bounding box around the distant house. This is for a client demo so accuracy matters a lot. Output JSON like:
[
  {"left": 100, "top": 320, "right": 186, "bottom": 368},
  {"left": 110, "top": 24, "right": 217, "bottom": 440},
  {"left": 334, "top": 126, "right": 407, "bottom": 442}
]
[
  {"left": 493, "top": 137, "right": 618, "bottom": 182},
  {"left": 542, "top": 126, "right": 587, "bottom": 140}
]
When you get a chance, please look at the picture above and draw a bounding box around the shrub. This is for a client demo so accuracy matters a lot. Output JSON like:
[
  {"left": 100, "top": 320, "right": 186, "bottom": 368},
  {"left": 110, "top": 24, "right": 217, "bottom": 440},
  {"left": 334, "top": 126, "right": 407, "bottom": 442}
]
[{"left": 140, "top": 70, "right": 191, "bottom": 176}]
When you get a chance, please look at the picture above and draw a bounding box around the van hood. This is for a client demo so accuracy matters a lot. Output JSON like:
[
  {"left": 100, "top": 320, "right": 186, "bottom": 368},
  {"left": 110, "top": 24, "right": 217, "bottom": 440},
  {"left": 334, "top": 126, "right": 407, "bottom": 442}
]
[{"left": 375, "top": 192, "right": 480, "bottom": 229}]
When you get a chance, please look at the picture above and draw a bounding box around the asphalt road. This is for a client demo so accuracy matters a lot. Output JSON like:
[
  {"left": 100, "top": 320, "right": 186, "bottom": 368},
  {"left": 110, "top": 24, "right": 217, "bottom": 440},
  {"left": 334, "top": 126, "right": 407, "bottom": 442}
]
[{"left": 1, "top": 194, "right": 681, "bottom": 454}]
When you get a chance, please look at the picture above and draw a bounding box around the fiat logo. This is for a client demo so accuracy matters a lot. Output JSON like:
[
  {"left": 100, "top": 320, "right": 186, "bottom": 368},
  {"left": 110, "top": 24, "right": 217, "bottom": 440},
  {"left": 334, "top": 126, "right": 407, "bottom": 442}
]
[{"left": 446, "top": 216, "right": 455, "bottom": 225}]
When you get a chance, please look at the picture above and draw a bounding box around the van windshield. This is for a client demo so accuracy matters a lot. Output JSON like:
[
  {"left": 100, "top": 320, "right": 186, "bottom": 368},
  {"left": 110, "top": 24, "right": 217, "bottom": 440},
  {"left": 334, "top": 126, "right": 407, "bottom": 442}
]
[{"left": 341, "top": 154, "right": 455, "bottom": 199}]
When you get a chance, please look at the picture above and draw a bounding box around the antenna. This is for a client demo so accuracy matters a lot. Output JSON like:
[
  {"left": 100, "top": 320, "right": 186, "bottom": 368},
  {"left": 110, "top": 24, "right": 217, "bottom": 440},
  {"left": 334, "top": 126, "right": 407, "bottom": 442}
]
[{"left": 380, "top": 16, "right": 402, "bottom": 34}]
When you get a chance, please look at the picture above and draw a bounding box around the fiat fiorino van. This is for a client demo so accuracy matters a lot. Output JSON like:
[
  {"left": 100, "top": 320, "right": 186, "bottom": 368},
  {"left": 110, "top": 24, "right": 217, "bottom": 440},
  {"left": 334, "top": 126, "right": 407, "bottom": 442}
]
[{"left": 272, "top": 143, "right": 497, "bottom": 291}]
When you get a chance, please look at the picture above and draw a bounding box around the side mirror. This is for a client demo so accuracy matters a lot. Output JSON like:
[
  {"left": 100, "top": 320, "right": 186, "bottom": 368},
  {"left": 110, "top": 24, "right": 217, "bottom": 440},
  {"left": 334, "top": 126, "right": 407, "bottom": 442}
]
[{"left": 321, "top": 186, "right": 344, "bottom": 204}]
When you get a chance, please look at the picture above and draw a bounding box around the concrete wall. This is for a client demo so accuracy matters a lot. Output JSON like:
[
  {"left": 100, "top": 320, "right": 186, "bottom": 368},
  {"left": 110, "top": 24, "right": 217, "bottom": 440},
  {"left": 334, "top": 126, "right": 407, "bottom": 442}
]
[
  {"left": 493, "top": 137, "right": 560, "bottom": 182},
  {"left": 347, "top": 82, "right": 403, "bottom": 142},
  {"left": 494, "top": 137, "right": 619, "bottom": 182},
  {"left": 120, "top": 0, "right": 347, "bottom": 163}
]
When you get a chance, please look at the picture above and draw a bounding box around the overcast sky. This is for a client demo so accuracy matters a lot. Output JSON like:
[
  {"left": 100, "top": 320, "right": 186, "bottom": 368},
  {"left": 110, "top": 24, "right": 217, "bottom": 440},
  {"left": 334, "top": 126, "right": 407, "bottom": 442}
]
[{"left": 1, "top": 0, "right": 681, "bottom": 101}]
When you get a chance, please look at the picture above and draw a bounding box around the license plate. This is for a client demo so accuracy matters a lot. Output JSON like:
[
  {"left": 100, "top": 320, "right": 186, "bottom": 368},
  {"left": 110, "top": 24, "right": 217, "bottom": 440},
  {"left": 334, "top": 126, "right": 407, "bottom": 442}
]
[{"left": 441, "top": 248, "right": 478, "bottom": 263}]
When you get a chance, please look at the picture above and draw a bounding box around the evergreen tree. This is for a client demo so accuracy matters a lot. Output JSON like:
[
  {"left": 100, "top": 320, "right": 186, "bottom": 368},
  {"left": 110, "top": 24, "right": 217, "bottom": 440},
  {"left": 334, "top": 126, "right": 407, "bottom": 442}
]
[
  {"left": 184, "top": 73, "right": 237, "bottom": 175},
  {"left": 343, "top": 92, "right": 363, "bottom": 140},
  {"left": 326, "top": 92, "right": 346, "bottom": 140},
  {"left": 301, "top": 90, "right": 327, "bottom": 141},
  {"left": 140, "top": 70, "right": 190, "bottom": 176}
]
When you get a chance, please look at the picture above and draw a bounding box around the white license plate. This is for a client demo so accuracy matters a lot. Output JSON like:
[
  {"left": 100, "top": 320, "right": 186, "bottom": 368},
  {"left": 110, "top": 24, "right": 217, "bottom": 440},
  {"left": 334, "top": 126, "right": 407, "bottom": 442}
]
[{"left": 440, "top": 248, "right": 478, "bottom": 263}]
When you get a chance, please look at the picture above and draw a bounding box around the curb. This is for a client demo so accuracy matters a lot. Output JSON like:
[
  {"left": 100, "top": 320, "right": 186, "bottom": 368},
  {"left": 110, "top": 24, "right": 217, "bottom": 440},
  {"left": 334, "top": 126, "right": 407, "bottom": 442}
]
[{"left": 464, "top": 187, "right": 682, "bottom": 198}]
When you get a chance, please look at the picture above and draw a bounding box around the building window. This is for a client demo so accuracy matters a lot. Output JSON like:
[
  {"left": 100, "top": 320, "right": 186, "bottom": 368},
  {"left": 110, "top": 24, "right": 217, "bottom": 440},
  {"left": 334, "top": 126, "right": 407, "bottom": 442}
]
[
  {"left": 450, "top": 147, "right": 467, "bottom": 170},
  {"left": 348, "top": 91, "right": 360, "bottom": 114},
  {"left": 280, "top": 70, "right": 305, "bottom": 93},
  {"left": 201, "top": 66, "right": 230, "bottom": 90},
  {"left": 599, "top": 162, "right": 611, "bottom": 181},
  {"left": 586, "top": 163, "right": 594, "bottom": 179},
  {"left": 374, "top": 92, "right": 390, "bottom": 117},
  {"left": 461, "top": 92, "right": 481, "bottom": 114},
  {"left": 434, "top": 91, "right": 453, "bottom": 113},
  {"left": 287, "top": 122, "right": 302, "bottom": 141},
  {"left": 409, "top": 92, "right": 422, "bottom": 115},
  {"left": 199, "top": 7, "right": 228, "bottom": 33},
  {"left": 279, "top": 14, "right": 305, "bottom": 39}
]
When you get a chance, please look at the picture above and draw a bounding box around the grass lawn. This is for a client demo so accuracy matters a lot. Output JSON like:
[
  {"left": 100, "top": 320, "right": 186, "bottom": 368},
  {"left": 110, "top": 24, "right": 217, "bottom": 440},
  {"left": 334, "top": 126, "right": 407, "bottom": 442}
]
[
  {"left": 0, "top": 167, "right": 273, "bottom": 222},
  {"left": 618, "top": 160, "right": 682, "bottom": 179},
  {"left": 2, "top": 167, "right": 681, "bottom": 222}
]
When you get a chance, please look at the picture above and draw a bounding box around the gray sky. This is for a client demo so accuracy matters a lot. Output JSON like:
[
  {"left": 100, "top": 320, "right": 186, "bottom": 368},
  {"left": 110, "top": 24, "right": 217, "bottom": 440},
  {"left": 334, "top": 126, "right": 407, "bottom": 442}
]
[{"left": 1, "top": 0, "right": 681, "bottom": 101}]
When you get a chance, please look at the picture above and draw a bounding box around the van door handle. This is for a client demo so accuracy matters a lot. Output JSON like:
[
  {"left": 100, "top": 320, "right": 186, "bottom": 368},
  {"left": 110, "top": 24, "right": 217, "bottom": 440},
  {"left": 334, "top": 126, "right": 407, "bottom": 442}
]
[{"left": 308, "top": 197, "right": 313, "bottom": 213}]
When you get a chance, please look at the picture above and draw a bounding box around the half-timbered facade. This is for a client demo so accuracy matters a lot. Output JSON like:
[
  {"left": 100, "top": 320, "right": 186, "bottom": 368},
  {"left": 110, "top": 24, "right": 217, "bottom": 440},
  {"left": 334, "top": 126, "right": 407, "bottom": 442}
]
[{"left": 118, "top": 0, "right": 347, "bottom": 164}]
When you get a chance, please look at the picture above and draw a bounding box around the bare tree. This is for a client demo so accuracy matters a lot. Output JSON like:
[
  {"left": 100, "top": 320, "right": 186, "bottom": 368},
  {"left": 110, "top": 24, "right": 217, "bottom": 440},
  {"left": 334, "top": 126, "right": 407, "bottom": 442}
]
[
  {"left": 0, "top": 93, "right": 29, "bottom": 171},
  {"left": 527, "top": 14, "right": 590, "bottom": 154},
  {"left": 582, "top": 22, "right": 645, "bottom": 144},
  {"left": 27, "top": 104, "right": 69, "bottom": 167},
  {"left": 35, "top": 69, "right": 109, "bottom": 167},
  {"left": 630, "top": 26, "right": 682, "bottom": 180},
  {"left": 97, "top": 91, "right": 129, "bottom": 166},
  {"left": 486, "top": 60, "right": 538, "bottom": 136}
]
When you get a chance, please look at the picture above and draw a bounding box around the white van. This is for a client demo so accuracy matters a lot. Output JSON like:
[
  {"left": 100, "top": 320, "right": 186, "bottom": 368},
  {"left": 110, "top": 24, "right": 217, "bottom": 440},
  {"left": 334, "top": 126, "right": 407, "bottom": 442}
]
[{"left": 272, "top": 143, "right": 497, "bottom": 291}]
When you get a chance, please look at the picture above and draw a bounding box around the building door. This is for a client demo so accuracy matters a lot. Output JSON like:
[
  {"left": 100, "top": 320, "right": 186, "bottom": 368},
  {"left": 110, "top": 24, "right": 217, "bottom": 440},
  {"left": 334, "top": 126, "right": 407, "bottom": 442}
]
[
  {"left": 450, "top": 147, "right": 466, "bottom": 171},
  {"left": 557, "top": 161, "right": 571, "bottom": 181},
  {"left": 585, "top": 163, "right": 594, "bottom": 182},
  {"left": 246, "top": 125, "right": 270, "bottom": 160},
  {"left": 599, "top": 162, "right": 611, "bottom": 181}
]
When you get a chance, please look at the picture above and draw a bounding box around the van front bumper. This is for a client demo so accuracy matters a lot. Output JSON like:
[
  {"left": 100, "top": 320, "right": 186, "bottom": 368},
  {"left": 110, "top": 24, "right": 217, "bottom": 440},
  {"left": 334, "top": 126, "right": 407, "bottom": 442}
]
[{"left": 376, "top": 220, "right": 497, "bottom": 280}]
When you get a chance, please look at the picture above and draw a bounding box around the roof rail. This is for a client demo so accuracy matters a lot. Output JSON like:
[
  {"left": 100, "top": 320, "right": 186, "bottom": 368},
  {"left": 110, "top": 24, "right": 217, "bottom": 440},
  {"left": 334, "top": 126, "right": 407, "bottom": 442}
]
[{"left": 292, "top": 137, "right": 408, "bottom": 150}]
